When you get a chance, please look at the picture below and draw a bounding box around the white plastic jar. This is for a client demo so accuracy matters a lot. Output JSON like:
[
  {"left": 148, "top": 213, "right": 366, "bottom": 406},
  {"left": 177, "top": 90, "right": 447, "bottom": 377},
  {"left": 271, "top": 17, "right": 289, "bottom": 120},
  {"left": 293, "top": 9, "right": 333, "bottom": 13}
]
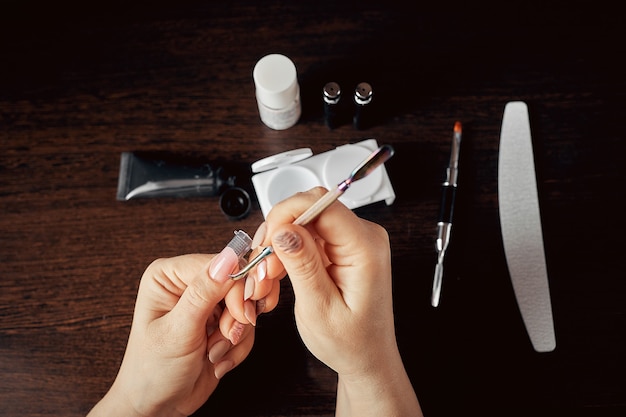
[{"left": 253, "top": 54, "right": 301, "bottom": 130}]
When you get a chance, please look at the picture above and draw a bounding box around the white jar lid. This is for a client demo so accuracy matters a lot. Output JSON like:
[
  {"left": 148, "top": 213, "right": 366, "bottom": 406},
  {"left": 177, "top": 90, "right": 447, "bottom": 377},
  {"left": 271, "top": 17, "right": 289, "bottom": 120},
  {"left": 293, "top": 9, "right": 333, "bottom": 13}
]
[
  {"left": 253, "top": 54, "right": 299, "bottom": 109},
  {"left": 251, "top": 148, "right": 312, "bottom": 173}
]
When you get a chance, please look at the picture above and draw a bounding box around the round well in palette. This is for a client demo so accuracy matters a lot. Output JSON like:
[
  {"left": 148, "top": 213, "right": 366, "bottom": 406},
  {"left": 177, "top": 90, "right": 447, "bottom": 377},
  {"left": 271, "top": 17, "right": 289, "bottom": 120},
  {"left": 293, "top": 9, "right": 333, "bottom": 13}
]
[
  {"left": 266, "top": 166, "right": 320, "bottom": 207},
  {"left": 322, "top": 145, "right": 383, "bottom": 203}
]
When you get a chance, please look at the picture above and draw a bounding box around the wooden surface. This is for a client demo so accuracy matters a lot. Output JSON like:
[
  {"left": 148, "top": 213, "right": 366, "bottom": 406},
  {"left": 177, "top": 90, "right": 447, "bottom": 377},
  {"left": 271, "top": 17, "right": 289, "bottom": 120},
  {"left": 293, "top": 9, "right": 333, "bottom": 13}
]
[{"left": 1, "top": 1, "right": 624, "bottom": 416}]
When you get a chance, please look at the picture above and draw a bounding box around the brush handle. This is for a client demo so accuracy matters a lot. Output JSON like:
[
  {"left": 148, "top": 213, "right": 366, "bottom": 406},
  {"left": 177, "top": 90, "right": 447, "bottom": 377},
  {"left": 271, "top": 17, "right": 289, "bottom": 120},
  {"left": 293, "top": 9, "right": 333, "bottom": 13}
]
[
  {"left": 293, "top": 186, "right": 345, "bottom": 226},
  {"left": 437, "top": 183, "right": 457, "bottom": 225}
]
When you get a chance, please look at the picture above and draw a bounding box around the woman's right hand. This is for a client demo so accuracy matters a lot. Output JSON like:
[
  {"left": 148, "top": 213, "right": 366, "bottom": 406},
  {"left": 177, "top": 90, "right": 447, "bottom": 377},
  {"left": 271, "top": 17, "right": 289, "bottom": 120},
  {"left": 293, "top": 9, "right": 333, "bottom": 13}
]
[
  {"left": 259, "top": 187, "right": 422, "bottom": 417},
  {"left": 263, "top": 187, "right": 397, "bottom": 373}
]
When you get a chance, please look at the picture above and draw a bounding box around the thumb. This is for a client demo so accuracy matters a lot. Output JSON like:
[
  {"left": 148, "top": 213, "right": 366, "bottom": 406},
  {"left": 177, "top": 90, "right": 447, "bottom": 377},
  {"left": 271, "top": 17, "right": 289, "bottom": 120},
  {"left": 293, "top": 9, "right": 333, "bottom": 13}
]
[
  {"left": 271, "top": 224, "right": 338, "bottom": 310},
  {"left": 170, "top": 248, "right": 239, "bottom": 333}
]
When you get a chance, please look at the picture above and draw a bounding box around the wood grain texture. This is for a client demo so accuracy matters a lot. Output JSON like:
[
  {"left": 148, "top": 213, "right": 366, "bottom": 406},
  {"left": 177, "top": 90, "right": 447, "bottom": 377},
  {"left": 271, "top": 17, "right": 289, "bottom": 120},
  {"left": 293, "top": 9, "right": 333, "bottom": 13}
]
[{"left": 1, "top": 1, "right": 624, "bottom": 416}]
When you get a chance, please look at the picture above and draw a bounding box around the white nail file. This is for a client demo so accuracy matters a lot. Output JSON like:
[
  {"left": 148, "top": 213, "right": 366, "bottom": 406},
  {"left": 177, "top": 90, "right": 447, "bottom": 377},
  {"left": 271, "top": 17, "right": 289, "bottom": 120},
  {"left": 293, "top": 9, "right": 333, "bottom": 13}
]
[{"left": 498, "top": 101, "right": 556, "bottom": 352}]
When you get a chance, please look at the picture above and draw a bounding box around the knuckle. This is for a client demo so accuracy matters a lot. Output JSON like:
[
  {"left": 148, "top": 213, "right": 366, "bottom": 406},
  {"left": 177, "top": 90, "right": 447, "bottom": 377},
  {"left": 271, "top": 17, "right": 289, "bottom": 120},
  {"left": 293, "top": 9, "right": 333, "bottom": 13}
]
[
  {"left": 287, "top": 248, "right": 322, "bottom": 281},
  {"left": 184, "top": 280, "right": 212, "bottom": 310}
]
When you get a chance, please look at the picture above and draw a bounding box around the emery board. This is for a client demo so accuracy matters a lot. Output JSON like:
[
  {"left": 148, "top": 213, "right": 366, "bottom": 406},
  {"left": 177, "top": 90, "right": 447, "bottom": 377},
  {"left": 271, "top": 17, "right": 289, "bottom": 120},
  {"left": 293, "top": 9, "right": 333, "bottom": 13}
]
[{"left": 498, "top": 101, "right": 556, "bottom": 352}]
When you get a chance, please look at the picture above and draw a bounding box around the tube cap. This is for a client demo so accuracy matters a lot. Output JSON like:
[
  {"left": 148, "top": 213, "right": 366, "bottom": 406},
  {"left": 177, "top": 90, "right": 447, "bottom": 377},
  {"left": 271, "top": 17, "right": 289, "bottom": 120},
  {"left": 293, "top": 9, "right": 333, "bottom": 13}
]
[{"left": 219, "top": 187, "right": 252, "bottom": 220}]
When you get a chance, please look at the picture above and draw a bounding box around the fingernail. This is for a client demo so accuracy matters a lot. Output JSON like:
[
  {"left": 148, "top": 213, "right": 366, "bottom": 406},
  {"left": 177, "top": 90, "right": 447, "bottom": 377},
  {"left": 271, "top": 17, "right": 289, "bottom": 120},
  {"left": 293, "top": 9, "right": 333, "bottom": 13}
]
[
  {"left": 228, "top": 321, "right": 245, "bottom": 345},
  {"left": 208, "top": 247, "right": 239, "bottom": 283},
  {"left": 214, "top": 360, "right": 235, "bottom": 379},
  {"left": 256, "top": 259, "right": 267, "bottom": 282},
  {"left": 244, "top": 276, "right": 255, "bottom": 301},
  {"left": 210, "top": 230, "right": 253, "bottom": 283},
  {"left": 244, "top": 300, "right": 257, "bottom": 326},
  {"left": 208, "top": 340, "right": 231, "bottom": 364},
  {"left": 251, "top": 222, "right": 267, "bottom": 250},
  {"left": 273, "top": 230, "right": 302, "bottom": 253},
  {"left": 256, "top": 297, "right": 266, "bottom": 315}
]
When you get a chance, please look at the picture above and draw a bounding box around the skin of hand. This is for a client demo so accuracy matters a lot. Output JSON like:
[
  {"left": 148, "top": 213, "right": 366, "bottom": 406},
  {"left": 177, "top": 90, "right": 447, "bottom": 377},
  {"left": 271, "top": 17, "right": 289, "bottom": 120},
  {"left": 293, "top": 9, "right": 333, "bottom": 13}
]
[
  {"left": 222, "top": 262, "right": 282, "bottom": 327},
  {"left": 87, "top": 254, "right": 255, "bottom": 417},
  {"left": 220, "top": 226, "right": 285, "bottom": 329},
  {"left": 258, "top": 187, "right": 423, "bottom": 417}
]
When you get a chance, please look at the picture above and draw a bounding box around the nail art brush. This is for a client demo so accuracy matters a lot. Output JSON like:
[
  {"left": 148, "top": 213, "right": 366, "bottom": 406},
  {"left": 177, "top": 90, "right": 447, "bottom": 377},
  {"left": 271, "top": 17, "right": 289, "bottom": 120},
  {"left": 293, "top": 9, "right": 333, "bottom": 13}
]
[
  {"left": 431, "top": 121, "right": 462, "bottom": 307},
  {"left": 230, "top": 144, "right": 395, "bottom": 280}
]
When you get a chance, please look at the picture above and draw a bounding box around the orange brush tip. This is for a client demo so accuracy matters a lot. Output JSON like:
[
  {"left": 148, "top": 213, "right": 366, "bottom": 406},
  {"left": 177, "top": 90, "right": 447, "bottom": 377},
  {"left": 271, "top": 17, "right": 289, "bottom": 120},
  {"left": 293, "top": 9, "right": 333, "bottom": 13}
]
[{"left": 454, "top": 121, "right": 462, "bottom": 134}]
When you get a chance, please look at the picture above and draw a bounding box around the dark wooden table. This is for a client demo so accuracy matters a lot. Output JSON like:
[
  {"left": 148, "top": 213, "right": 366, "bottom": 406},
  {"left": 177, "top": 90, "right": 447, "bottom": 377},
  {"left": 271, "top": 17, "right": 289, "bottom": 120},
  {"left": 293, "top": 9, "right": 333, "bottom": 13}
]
[{"left": 1, "top": 1, "right": 624, "bottom": 416}]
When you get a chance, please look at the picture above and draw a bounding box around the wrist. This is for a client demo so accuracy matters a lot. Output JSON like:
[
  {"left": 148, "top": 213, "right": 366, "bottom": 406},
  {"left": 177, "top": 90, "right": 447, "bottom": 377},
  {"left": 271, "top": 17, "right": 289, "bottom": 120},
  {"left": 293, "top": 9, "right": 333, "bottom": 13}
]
[
  {"left": 335, "top": 350, "right": 422, "bottom": 417},
  {"left": 87, "top": 386, "right": 144, "bottom": 417},
  {"left": 88, "top": 379, "right": 185, "bottom": 417}
]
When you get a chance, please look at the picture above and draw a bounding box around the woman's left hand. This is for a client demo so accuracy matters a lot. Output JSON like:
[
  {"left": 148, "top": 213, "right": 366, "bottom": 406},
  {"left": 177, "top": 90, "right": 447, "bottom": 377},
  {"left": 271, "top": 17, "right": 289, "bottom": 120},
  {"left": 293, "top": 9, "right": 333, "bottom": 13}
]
[{"left": 88, "top": 253, "right": 254, "bottom": 417}]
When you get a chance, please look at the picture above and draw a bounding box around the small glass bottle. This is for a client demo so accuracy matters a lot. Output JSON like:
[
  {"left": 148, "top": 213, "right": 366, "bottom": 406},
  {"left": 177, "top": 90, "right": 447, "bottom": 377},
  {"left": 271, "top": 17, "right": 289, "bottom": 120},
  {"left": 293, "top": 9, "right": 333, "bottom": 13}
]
[
  {"left": 353, "top": 82, "right": 373, "bottom": 130},
  {"left": 323, "top": 81, "right": 341, "bottom": 129},
  {"left": 253, "top": 54, "right": 301, "bottom": 130}
]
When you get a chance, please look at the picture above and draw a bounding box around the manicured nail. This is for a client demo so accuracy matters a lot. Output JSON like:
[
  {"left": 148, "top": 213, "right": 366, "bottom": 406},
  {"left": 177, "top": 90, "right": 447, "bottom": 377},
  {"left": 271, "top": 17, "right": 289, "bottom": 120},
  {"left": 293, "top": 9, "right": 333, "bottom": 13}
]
[
  {"left": 208, "top": 247, "right": 239, "bottom": 283},
  {"left": 208, "top": 340, "right": 231, "bottom": 364},
  {"left": 214, "top": 360, "right": 234, "bottom": 379},
  {"left": 251, "top": 222, "right": 267, "bottom": 250},
  {"left": 244, "top": 276, "right": 255, "bottom": 301},
  {"left": 256, "top": 259, "right": 267, "bottom": 282},
  {"left": 228, "top": 321, "right": 245, "bottom": 345},
  {"left": 273, "top": 230, "right": 302, "bottom": 253},
  {"left": 244, "top": 300, "right": 257, "bottom": 326},
  {"left": 210, "top": 230, "right": 252, "bottom": 283}
]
